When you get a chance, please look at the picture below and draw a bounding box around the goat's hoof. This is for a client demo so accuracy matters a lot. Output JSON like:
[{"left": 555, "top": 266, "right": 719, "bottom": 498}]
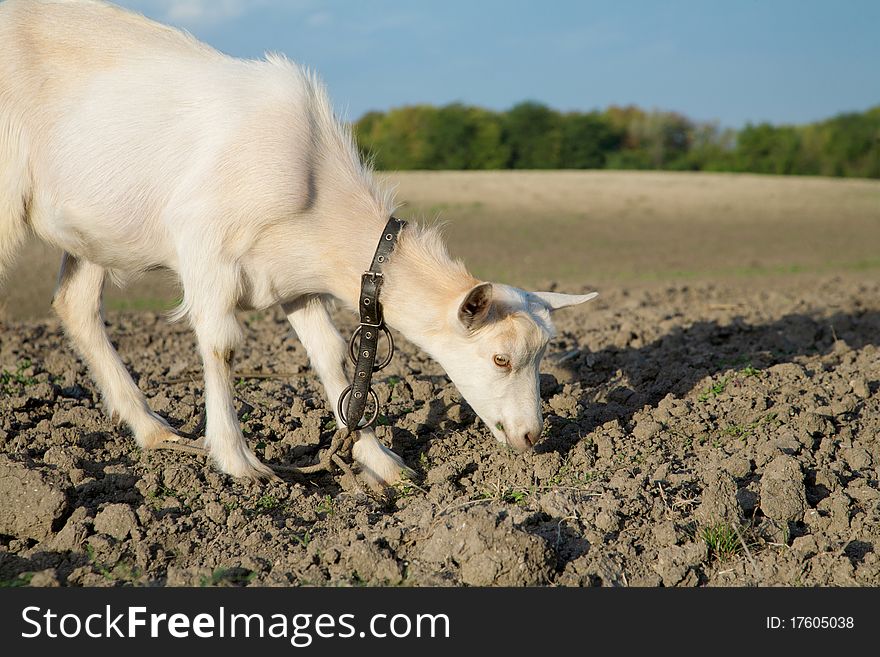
[
  {"left": 218, "top": 454, "right": 280, "bottom": 483},
  {"left": 252, "top": 459, "right": 283, "bottom": 483},
  {"left": 361, "top": 461, "right": 417, "bottom": 492},
  {"left": 237, "top": 465, "right": 282, "bottom": 484},
  {"left": 141, "top": 428, "right": 180, "bottom": 450},
  {"left": 352, "top": 437, "right": 414, "bottom": 490},
  {"left": 151, "top": 435, "right": 209, "bottom": 457},
  {"left": 263, "top": 470, "right": 284, "bottom": 484}
]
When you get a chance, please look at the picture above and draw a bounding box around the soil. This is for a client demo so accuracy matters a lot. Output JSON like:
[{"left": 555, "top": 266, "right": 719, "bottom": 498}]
[{"left": 1, "top": 275, "right": 878, "bottom": 587}]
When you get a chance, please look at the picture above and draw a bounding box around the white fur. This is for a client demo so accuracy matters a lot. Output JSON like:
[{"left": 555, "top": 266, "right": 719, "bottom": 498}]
[{"left": 0, "top": 0, "right": 595, "bottom": 484}]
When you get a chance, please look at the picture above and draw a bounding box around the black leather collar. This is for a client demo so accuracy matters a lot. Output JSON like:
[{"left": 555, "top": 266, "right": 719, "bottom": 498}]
[{"left": 337, "top": 216, "right": 406, "bottom": 432}]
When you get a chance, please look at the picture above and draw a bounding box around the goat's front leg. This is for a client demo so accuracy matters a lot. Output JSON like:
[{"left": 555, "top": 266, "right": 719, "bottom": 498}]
[
  {"left": 190, "top": 303, "right": 274, "bottom": 481},
  {"left": 283, "top": 295, "right": 410, "bottom": 487}
]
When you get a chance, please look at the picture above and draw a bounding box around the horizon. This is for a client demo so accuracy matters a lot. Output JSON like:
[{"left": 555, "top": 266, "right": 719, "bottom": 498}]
[
  {"left": 354, "top": 99, "right": 879, "bottom": 130},
  {"left": 116, "top": 1, "right": 878, "bottom": 129}
]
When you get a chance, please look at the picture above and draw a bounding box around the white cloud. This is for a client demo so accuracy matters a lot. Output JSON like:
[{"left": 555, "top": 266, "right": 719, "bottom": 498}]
[
  {"left": 306, "top": 10, "right": 332, "bottom": 28},
  {"left": 122, "top": 0, "right": 272, "bottom": 28},
  {"left": 166, "top": 0, "right": 249, "bottom": 25},
  {"left": 118, "top": 2, "right": 412, "bottom": 38}
]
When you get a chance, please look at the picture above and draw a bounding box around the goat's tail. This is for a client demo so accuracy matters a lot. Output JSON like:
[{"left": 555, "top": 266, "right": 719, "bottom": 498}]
[{"left": 0, "top": 118, "right": 30, "bottom": 284}]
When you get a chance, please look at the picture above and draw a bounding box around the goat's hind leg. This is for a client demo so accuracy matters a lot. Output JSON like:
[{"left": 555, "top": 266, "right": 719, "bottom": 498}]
[{"left": 53, "top": 254, "right": 177, "bottom": 448}]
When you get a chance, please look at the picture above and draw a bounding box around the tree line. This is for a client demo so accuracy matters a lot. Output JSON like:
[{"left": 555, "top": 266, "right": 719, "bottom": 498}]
[{"left": 353, "top": 102, "right": 880, "bottom": 178}]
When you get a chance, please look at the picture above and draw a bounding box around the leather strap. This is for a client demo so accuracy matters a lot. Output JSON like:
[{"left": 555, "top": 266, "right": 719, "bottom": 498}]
[{"left": 338, "top": 216, "right": 405, "bottom": 432}]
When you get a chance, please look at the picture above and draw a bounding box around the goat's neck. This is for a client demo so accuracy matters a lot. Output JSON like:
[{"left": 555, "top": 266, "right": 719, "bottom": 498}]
[
  {"left": 330, "top": 223, "right": 477, "bottom": 349},
  {"left": 298, "top": 173, "right": 476, "bottom": 345}
]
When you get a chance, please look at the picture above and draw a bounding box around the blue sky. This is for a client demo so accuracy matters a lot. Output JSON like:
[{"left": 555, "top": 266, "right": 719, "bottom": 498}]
[{"left": 119, "top": 1, "right": 880, "bottom": 127}]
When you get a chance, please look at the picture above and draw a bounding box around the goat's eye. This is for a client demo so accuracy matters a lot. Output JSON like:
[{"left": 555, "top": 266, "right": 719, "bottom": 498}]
[{"left": 493, "top": 354, "right": 511, "bottom": 368}]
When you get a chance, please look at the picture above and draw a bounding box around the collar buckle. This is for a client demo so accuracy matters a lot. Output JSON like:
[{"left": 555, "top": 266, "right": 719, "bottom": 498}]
[{"left": 338, "top": 217, "right": 406, "bottom": 433}]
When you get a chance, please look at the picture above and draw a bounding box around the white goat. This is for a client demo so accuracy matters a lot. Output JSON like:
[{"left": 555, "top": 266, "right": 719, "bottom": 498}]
[{"left": 0, "top": 0, "right": 596, "bottom": 485}]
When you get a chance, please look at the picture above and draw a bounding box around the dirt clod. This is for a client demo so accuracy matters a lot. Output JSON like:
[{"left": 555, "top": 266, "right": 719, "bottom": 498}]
[
  {"left": 655, "top": 542, "right": 707, "bottom": 587},
  {"left": 760, "top": 456, "right": 807, "bottom": 524},
  {"left": 695, "top": 470, "right": 741, "bottom": 526},
  {"left": 421, "top": 508, "right": 553, "bottom": 586},
  {"left": 0, "top": 455, "right": 69, "bottom": 541},
  {"left": 93, "top": 503, "right": 139, "bottom": 541}
]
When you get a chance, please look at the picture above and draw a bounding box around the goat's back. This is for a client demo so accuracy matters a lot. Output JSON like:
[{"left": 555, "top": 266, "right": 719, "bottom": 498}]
[{"left": 1, "top": 1, "right": 326, "bottom": 266}]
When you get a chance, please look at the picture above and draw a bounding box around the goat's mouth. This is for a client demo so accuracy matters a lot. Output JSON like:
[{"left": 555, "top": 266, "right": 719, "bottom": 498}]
[{"left": 490, "top": 421, "right": 534, "bottom": 453}]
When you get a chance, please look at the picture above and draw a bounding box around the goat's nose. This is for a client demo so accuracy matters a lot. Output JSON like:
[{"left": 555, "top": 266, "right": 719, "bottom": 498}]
[{"left": 523, "top": 431, "right": 538, "bottom": 447}]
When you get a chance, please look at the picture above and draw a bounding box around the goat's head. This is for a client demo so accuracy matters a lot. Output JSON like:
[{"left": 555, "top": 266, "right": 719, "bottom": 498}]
[{"left": 425, "top": 283, "right": 596, "bottom": 451}]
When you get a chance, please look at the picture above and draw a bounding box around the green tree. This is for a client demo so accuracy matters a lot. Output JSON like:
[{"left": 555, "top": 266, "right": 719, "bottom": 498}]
[
  {"left": 423, "top": 104, "right": 509, "bottom": 169},
  {"left": 816, "top": 109, "right": 880, "bottom": 177},
  {"left": 502, "top": 102, "right": 563, "bottom": 169},
  {"left": 602, "top": 106, "right": 696, "bottom": 169},
  {"left": 354, "top": 105, "right": 435, "bottom": 169},
  {"left": 558, "top": 112, "right": 622, "bottom": 168},
  {"left": 354, "top": 102, "right": 879, "bottom": 179},
  {"left": 735, "top": 123, "right": 802, "bottom": 174}
]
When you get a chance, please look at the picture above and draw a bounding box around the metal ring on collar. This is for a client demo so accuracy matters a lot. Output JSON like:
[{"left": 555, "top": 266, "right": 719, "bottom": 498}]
[
  {"left": 347, "top": 325, "right": 395, "bottom": 371},
  {"left": 336, "top": 385, "right": 380, "bottom": 429}
]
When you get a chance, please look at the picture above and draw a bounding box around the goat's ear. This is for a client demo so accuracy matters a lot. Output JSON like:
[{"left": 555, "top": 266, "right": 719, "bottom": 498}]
[
  {"left": 530, "top": 291, "right": 598, "bottom": 312},
  {"left": 458, "top": 283, "right": 494, "bottom": 331}
]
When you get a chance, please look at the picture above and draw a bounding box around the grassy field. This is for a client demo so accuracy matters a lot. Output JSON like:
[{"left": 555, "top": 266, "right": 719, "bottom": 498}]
[{"left": 3, "top": 170, "right": 879, "bottom": 319}]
